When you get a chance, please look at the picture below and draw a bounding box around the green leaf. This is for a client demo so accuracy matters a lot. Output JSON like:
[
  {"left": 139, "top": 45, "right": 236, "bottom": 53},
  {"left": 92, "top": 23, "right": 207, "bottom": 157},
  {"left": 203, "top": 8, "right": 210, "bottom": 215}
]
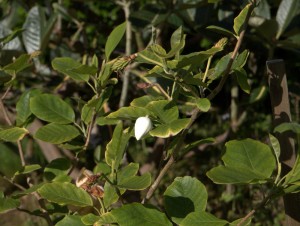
[
  {"left": 118, "top": 173, "right": 151, "bottom": 190},
  {"left": 106, "top": 106, "right": 152, "bottom": 120},
  {"left": 0, "top": 144, "right": 22, "bottom": 177},
  {"left": 150, "top": 118, "right": 190, "bottom": 138},
  {"left": 178, "top": 47, "right": 223, "bottom": 70},
  {"left": 230, "top": 217, "right": 252, "bottom": 226},
  {"left": 0, "top": 193, "right": 20, "bottom": 213},
  {"left": 56, "top": 215, "right": 85, "bottom": 226},
  {"left": 207, "top": 139, "right": 276, "bottom": 184},
  {"left": 0, "top": 127, "right": 28, "bottom": 142},
  {"left": 103, "top": 182, "right": 119, "bottom": 208},
  {"left": 52, "top": 57, "right": 89, "bottom": 81},
  {"left": 284, "top": 155, "right": 300, "bottom": 184},
  {"left": 146, "top": 100, "right": 178, "bottom": 124},
  {"left": 136, "top": 48, "right": 164, "bottom": 67},
  {"left": 96, "top": 117, "right": 119, "bottom": 126},
  {"left": 234, "top": 68, "right": 251, "bottom": 94},
  {"left": 16, "top": 89, "right": 41, "bottom": 125},
  {"left": 180, "top": 211, "right": 228, "bottom": 226},
  {"left": 111, "top": 203, "right": 172, "bottom": 226},
  {"left": 195, "top": 98, "right": 211, "bottom": 112},
  {"left": 164, "top": 176, "right": 208, "bottom": 224},
  {"left": 97, "top": 212, "right": 116, "bottom": 225},
  {"left": 118, "top": 163, "right": 139, "bottom": 180},
  {"left": 206, "top": 25, "right": 236, "bottom": 37},
  {"left": 0, "top": 28, "right": 24, "bottom": 46},
  {"left": 81, "top": 86, "right": 112, "bottom": 124},
  {"left": 234, "top": 4, "right": 251, "bottom": 36},
  {"left": 105, "top": 122, "right": 131, "bottom": 170},
  {"left": 276, "top": 0, "right": 300, "bottom": 39},
  {"left": 14, "top": 164, "right": 41, "bottom": 176},
  {"left": 181, "top": 138, "right": 215, "bottom": 155},
  {"left": 81, "top": 213, "right": 101, "bottom": 225},
  {"left": 249, "top": 85, "right": 267, "bottom": 104},
  {"left": 105, "top": 22, "right": 126, "bottom": 60},
  {"left": 30, "top": 94, "right": 75, "bottom": 124},
  {"left": 38, "top": 182, "right": 93, "bottom": 207},
  {"left": 2, "top": 54, "right": 32, "bottom": 75},
  {"left": 130, "top": 96, "right": 160, "bottom": 108},
  {"left": 269, "top": 134, "right": 281, "bottom": 163},
  {"left": 34, "top": 123, "right": 80, "bottom": 144},
  {"left": 274, "top": 122, "right": 300, "bottom": 134},
  {"left": 44, "top": 158, "right": 71, "bottom": 181},
  {"left": 232, "top": 50, "right": 249, "bottom": 69}
]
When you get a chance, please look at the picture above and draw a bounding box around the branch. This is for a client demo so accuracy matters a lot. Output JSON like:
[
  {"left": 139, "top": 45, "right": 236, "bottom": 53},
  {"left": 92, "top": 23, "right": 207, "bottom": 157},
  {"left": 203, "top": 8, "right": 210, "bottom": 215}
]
[
  {"left": 143, "top": 1, "right": 256, "bottom": 203},
  {"left": 119, "top": 0, "right": 132, "bottom": 108}
]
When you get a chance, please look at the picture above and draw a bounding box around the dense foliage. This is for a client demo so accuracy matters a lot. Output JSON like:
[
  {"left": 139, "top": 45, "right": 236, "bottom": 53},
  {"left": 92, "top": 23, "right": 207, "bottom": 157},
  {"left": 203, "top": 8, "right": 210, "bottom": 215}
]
[{"left": 0, "top": 0, "right": 300, "bottom": 226}]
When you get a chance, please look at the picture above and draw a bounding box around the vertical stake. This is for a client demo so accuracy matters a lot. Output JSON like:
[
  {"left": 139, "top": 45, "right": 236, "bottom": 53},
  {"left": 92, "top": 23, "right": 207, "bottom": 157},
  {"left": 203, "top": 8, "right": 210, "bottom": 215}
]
[{"left": 267, "top": 59, "right": 300, "bottom": 225}]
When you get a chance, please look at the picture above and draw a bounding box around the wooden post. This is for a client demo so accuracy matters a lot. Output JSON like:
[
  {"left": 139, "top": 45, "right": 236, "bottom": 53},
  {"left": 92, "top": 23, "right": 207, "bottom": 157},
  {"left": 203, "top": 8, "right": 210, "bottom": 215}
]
[{"left": 267, "top": 59, "right": 300, "bottom": 225}]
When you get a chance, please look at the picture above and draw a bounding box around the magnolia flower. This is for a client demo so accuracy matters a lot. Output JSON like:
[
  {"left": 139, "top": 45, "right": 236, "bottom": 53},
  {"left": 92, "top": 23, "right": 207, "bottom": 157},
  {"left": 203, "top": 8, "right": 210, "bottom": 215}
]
[{"left": 134, "top": 116, "right": 152, "bottom": 140}]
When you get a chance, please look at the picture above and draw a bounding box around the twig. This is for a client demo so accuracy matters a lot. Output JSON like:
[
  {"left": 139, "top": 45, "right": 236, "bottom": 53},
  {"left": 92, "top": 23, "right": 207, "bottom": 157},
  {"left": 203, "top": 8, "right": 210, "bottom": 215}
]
[
  {"left": 142, "top": 1, "right": 256, "bottom": 203},
  {"left": 119, "top": 0, "right": 132, "bottom": 108},
  {"left": 83, "top": 111, "right": 97, "bottom": 150}
]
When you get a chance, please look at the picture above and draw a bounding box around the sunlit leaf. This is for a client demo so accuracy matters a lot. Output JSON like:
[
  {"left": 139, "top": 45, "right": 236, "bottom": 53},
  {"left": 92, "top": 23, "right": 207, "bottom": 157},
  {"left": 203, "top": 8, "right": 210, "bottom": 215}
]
[
  {"left": 207, "top": 139, "right": 276, "bottom": 184},
  {"left": 276, "top": 0, "right": 300, "bottom": 39},
  {"left": 150, "top": 118, "right": 190, "bottom": 138},
  {"left": 234, "top": 4, "right": 251, "bottom": 36},
  {"left": 0, "top": 127, "right": 28, "bottom": 142}
]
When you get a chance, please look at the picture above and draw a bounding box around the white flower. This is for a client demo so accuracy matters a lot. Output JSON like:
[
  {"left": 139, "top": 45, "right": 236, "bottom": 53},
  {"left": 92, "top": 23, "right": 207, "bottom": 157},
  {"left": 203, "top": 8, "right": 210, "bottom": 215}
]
[{"left": 134, "top": 116, "right": 152, "bottom": 140}]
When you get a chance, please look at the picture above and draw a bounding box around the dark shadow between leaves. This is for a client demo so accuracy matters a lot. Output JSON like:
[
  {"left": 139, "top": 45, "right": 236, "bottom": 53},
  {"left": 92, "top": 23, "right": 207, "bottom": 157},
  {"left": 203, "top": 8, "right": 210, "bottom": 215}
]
[{"left": 164, "top": 196, "right": 195, "bottom": 219}]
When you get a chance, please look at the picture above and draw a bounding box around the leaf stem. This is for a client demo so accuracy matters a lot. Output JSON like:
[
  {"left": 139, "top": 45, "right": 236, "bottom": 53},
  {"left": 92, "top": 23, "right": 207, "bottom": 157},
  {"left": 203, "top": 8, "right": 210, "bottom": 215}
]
[{"left": 202, "top": 56, "right": 212, "bottom": 83}]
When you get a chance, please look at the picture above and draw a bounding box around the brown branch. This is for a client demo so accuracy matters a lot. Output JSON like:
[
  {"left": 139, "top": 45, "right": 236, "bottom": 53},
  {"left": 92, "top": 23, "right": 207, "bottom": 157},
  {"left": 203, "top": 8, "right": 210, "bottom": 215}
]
[{"left": 142, "top": 1, "right": 256, "bottom": 203}]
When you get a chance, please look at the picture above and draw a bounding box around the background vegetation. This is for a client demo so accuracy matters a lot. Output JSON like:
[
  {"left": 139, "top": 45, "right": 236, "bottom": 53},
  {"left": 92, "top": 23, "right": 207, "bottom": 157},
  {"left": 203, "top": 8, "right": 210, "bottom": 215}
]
[{"left": 0, "top": 0, "right": 300, "bottom": 225}]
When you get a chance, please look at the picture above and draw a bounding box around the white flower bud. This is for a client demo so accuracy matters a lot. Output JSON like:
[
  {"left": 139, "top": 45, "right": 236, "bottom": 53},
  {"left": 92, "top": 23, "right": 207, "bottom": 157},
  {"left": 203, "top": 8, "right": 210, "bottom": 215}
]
[{"left": 134, "top": 116, "right": 152, "bottom": 140}]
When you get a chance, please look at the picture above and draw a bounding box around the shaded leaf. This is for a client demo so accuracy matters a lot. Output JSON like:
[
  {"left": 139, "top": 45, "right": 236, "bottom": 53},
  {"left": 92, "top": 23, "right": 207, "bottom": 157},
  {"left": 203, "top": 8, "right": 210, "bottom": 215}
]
[
  {"left": 105, "top": 122, "right": 131, "bottom": 170},
  {"left": 195, "top": 98, "right": 211, "bottom": 112},
  {"left": 16, "top": 89, "right": 41, "bottom": 125},
  {"left": 234, "top": 68, "right": 251, "bottom": 94},
  {"left": 164, "top": 176, "right": 208, "bottom": 224},
  {"left": 105, "top": 22, "right": 126, "bottom": 60},
  {"left": 249, "top": 85, "right": 267, "bottom": 103},
  {"left": 106, "top": 106, "right": 152, "bottom": 120},
  {"left": 56, "top": 215, "right": 85, "bottom": 226},
  {"left": 30, "top": 94, "right": 75, "bottom": 124},
  {"left": 2, "top": 54, "right": 32, "bottom": 75},
  {"left": 34, "top": 123, "right": 80, "bottom": 144},
  {"left": 206, "top": 25, "right": 235, "bottom": 37},
  {"left": 38, "top": 182, "right": 93, "bottom": 207},
  {"left": 180, "top": 211, "right": 228, "bottom": 226},
  {"left": 118, "top": 173, "right": 151, "bottom": 190},
  {"left": 111, "top": 203, "right": 172, "bottom": 226},
  {"left": 44, "top": 158, "right": 71, "bottom": 181},
  {"left": 52, "top": 57, "right": 89, "bottom": 81},
  {"left": 81, "top": 213, "right": 101, "bottom": 225},
  {"left": 0, "top": 192, "right": 20, "bottom": 213}
]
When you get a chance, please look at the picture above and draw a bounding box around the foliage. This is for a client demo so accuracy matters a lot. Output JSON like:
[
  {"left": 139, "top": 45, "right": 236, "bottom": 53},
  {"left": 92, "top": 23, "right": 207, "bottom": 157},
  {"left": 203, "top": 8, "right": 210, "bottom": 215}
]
[{"left": 0, "top": 0, "right": 300, "bottom": 226}]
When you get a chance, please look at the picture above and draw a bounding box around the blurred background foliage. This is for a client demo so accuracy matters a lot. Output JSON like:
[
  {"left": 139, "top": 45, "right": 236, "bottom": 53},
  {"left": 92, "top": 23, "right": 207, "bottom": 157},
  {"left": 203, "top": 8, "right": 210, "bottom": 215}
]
[{"left": 0, "top": 0, "right": 299, "bottom": 225}]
